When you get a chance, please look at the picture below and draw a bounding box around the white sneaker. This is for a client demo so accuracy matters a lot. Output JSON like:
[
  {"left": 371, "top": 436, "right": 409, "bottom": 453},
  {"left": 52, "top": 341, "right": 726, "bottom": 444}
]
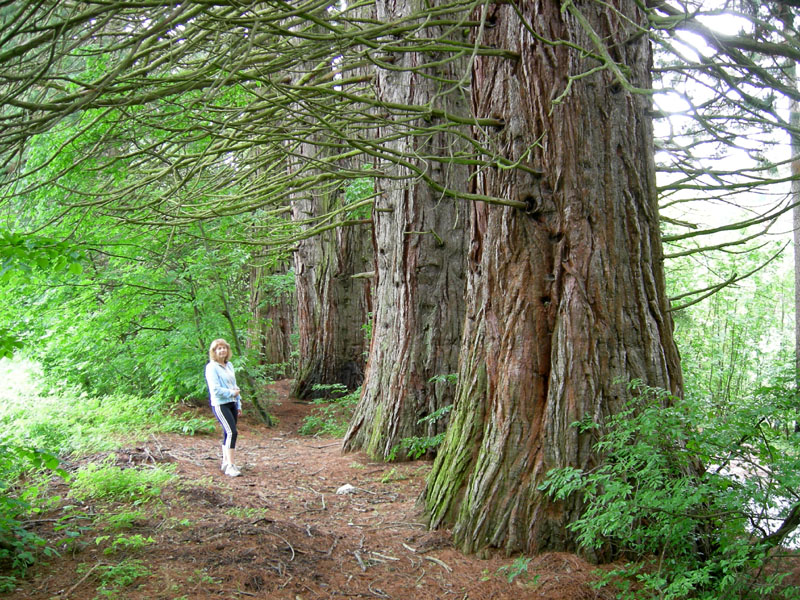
[
  {"left": 220, "top": 461, "right": 228, "bottom": 472},
  {"left": 224, "top": 464, "right": 241, "bottom": 477}
]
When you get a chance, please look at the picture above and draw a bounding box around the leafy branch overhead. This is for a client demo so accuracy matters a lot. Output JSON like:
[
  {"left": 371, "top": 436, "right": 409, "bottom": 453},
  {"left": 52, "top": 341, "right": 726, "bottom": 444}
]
[
  {"left": 0, "top": 1, "right": 794, "bottom": 389},
  {"left": 0, "top": 228, "right": 83, "bottom": 357},
  {"left": 0, "top": 2, "right": 794, "bottom": 253}
]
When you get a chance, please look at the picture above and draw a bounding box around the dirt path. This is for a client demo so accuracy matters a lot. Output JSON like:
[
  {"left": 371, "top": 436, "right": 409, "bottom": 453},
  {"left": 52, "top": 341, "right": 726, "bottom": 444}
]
[{"left": 9, "top": 381, "right": 608, "bottom": 600}]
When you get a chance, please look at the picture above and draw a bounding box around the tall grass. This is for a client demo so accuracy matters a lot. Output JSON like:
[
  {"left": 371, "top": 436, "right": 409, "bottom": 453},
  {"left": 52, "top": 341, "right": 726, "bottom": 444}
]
[
  {"left": 0, "top": 358, "right": 214, "bottom": 456},
  {"left": 0, "top": 357, "right": 213, "bottom": 587}
]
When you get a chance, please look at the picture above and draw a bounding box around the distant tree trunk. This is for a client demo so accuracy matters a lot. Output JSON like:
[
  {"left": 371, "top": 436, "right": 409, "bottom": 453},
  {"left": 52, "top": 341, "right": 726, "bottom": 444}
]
[
  {"left": 341, "top": 0, "right": 470, "bottom": 460},
  {"left": 425, "top": 0, "right": 683, "bottom": 556},
  {"left": 288, "top": 19, "right": 374, "bottom": 400},
  {"left": 781, "top": 6, "right": 800, "bottom": 428},
  {"left": 248, "top": 258, "right": 295, "bottom": 379},
  {"left": 792, "top": 73, "right": 800, "bottom": 427},
  {"left": 292, "top": 181, "right": 373, "bottom": 399}
]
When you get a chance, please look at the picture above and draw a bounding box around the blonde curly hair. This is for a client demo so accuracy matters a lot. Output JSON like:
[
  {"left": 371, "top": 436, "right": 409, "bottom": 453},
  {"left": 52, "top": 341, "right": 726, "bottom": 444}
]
[{"left": 208, "top": 338, "right": 232, "bottom": 364}]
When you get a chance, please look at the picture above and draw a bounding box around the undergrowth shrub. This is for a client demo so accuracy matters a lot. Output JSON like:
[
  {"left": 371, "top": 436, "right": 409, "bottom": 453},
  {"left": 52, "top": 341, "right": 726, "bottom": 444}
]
[
  {"left": 0, "top": 360, "right": 205, "bottom": 587},
  {"left": 95, "top": 533, "right": 155, "bottom": 555},
  {"left": 96, "top": 509, "right": 148, "bottom": 531},
  {"left": 388, "top": 374, "right": 457, "bottom": 461},
  {"left": 0, "top": 443, "right": 66, "bottom": 586},
  {"left": 388, "top": 404, "right": 452, "bottom": 461},
  {"left": 78, "top": 558, "right": 151, "bottom": 599},
  {"left": 68, "top": 458, "right": 177, "bottom": 503},
  {"left": 159, "top": 414, "right": 217, "bottom": 435},
  {"left": 540, "top": 379, "right": 800, "bottom": 600},
  {"left": 2, "top": 390, "right": 215, "bottom": 456},
  {"left": 497, "top": 556, "right": 536, "bottom": 584},
  {"left": 299, "top": 386, "right": 360, "bottom": 438}
]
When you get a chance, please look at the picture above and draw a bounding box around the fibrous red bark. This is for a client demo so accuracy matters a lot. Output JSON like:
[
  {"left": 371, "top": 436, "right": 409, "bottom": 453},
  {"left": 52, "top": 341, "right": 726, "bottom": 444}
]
[
  {"left": 425, "top": 0, "right": 683, "bottom": 555},
  {"left": 341, "top": 0, "right": 470, "bottom": 460}
]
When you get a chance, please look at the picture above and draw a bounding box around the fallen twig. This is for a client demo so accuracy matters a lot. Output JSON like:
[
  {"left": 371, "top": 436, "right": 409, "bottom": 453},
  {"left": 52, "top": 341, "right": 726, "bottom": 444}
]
[
  {"left": 424, "top": 555, "right": 452, "bottom": 573},
  {"left": 22, "top": 518, "right": 60, "bottom": 525},
  {"left": 372, "top": 551, "right": 399, "bottom": 561},
  {"left": 326, "top": 537, "right": 338, "bottom": 556},
  {"left": 313, "top": 442, "right": 340, "bottom": 449},
  {"left": 368, "top": 580, "right": 391, "bottom": 598},
  {"left": 59, "top": 562, "right": 103, "bottom": 597},
  {"left": 370, "top": 521, "right": 424, "bottom": 530},
  {"left": 149, "top": 433, "right": 164, "bottom": 455},
  {"left": 278, "top": 573, "right": 293, "bottom": 589},
  {"left": 270, "top": 531, "right": 296, "bottom": 561}
]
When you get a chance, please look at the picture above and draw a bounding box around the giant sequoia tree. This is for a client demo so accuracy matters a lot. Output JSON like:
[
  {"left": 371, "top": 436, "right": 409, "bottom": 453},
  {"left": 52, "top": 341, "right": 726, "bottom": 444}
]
[
  {"left": 341, "top": 0, "right": 471, "bottom": 459},
  {"left": 291, "top": 170, "right": 373, "bottom": 398},
  {"left": 424, "top": 0, "right": 683, "bottom": 555},
  {"left": 289, "top": 18, "right": 374, "bottom": 399}
]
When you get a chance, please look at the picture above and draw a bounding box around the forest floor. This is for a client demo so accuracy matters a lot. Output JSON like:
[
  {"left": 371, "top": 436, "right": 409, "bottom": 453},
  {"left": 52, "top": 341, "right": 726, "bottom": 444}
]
[{"left": 9, "top": 380, "right": 617, "bottom": 600}]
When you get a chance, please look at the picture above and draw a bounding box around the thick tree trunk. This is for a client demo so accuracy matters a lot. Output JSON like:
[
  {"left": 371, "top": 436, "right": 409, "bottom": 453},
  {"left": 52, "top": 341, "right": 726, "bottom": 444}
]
[
  {"left": 288, "top": 18, "right": 374, "bottom": 400},
  {"left": 292, "top": 191, "right": 372, "bottom": 399},
  {"left": 425, "top": 0, "right": 683, "bottom": 555},
  {"left": 341, "top": 0, "right": 470, "bottom": 460}
]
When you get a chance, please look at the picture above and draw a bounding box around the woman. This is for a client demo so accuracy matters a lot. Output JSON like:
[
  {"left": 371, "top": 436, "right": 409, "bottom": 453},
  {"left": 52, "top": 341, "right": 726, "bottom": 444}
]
[{"left": 205, "top": 338, "right": 243, "bottom": 477}]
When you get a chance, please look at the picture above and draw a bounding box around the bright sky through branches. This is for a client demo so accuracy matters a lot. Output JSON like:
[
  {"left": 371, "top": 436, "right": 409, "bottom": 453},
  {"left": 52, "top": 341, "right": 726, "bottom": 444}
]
[{"left": 653, "top": 3, "right": 793, "bottom": 254}]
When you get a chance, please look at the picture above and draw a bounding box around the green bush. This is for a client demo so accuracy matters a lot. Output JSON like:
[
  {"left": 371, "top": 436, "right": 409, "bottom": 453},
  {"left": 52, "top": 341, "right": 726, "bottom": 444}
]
[
  {"left": 96, "top": 509, "right": 148, "bottom": 531},
  {"left": 69, "top": 459, "right": 176, "bottom": 503},
  {"left": 159, "top": 414, "right": 217, "bottom": 436},
  {"left": 95, "top": 533, "right": 155, "bottom": 555},
  {"left": 387, "top": 375, "right": 457, "bottom": 461},
  {"left": 497, "top": 556, "right": 537, "bottom": 584},
  {"left": 0, "top": 443, "right": 66, "bottom": 581},
  {"left": 1, "top": 386, "right": 215, "bottom": 456},
  {"left": 388, "top": 404, "right": 452, "bottom": 461},
  {"left": 540, "top": 380, "right": 800, "bottom": 600},
  {"left": 79, "top": 558, "right": 151, "bottom": 599},
  {"left": 299, "top": 387, "right": 360, "bottom": 438},
  {"left": 0, "top": 361, "right": 209, "bottom": 585}
]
